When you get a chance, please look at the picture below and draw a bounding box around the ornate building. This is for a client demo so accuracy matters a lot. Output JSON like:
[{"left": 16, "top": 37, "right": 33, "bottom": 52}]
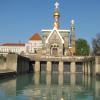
[
  {"left": 0, "top": 1, "right": 76, "bottom": 56},
  {"left": 42, "top": 1, "right": 76, "bottom": 56}
]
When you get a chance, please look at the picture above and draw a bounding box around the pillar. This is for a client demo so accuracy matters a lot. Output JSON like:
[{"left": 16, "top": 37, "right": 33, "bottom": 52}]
[
  {"left": 59, "top": 61, "right": 64, "bottom": 73},
  {"left": 84, "top": 62, "right": 88, "bottom": 75},
  {"left": 47, "top": 61, "right": 52, "bottom": 73},
  {"left": 95, "top": 56, "right": 100, "bottom": 74},
  {"left": 88, "top": 62, "right": 91, "bottom": 75},
  {"left": 83, "top": 62, "right": 85, "bottom": 74},
  {"left": 34, "top": 73, "right": 40, "bottom": 85},
  {"left": 34, "top": 61, "right": 40, "bottom": 73},
  {"left": 70, "top": 61, "right": 76, "bottom": 73}
]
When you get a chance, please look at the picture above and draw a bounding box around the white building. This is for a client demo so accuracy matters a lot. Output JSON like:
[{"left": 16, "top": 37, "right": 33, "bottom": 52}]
[
  {"left": 25, "top": 33, "right": 43, "bottom": 54},
  {"left": 0, "top": 33, "right": 43, "bottom": 56}
]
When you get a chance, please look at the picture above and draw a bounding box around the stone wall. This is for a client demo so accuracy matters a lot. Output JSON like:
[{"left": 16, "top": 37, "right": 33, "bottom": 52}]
[
  {"left": 6, "top": 54, "right": 18, "bottom": 72},
  {"left": 0, "top": 54, "right": 30, "bottom": 74},
  {"left": 0, "top": 56, "right": 6, "bottom": 70}
]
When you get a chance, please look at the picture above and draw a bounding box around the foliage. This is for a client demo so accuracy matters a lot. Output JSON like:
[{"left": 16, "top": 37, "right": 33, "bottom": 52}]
[
  {"left": 92, "top": 33, "right": 100, "bottom": 56},
  {"left": 76, "top": 38, "right": 90, "bottom": 56}
]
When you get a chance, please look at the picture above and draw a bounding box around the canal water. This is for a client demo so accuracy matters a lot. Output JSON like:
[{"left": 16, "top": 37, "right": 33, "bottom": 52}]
[{"left": 0, "top": 73, "right": 100, "bottom": 100}]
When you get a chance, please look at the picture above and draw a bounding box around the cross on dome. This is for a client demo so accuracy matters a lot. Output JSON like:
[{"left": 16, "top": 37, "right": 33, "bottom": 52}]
[{"left": 55, "top": 2, "right": 59, "bottom": 9}]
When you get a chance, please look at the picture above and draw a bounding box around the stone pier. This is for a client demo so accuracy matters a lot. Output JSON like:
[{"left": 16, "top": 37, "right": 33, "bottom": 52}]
[
  {"left": 70, "top": 61, "right": 76, "bottom": 74},
  {"left": 34, "top": 61, "right": 40, "bottom": 73},
  {"left": 95, "top": 56, "right": 100, "bottom": 74},
  {"left": 59, "top": 61, "right": 64, "bottom": 73},
  {"left": 47, "top": 61, "right": 52, "bottom": 73}
]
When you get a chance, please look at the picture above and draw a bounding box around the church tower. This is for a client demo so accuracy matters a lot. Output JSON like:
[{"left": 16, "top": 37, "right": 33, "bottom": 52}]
[
  {"left": 42, "top": 0, "right": 76, "bottom": 56},
  {"left": 70, "top": 20, "right": 76, "bottom": 55},
  {"left": 53, "top": 1, "right": 60, "bottom": 29}
]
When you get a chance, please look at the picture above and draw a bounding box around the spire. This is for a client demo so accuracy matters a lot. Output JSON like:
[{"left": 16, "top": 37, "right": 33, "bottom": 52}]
[
  {"left": 70, "top": 19, "right": 76, "bottom": 55},
  {"left": 53, "top": 0, "right": 60, "bottom": 29},
  {"left": 71, "top": 19, "right": 75, "bottom": 31}
]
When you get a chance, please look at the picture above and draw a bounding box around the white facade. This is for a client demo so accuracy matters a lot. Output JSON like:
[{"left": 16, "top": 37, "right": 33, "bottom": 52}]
[
  {"left": 0, "top": 45, "right": 25, "bottom": 55},
  {"left": 25, "top": 40, "right": 42, "bottom": 54},
  {"left": 0, "top": 34, "right": 43, "bottom": 55}
]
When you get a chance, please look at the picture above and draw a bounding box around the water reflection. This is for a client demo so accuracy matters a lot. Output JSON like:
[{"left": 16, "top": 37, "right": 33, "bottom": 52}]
[{"left": 0, "top": 73, "right": 99, "bottom": 100}]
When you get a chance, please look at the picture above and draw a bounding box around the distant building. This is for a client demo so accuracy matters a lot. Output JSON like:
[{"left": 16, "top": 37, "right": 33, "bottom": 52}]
[
  {"left": 25, "top": 33, "right": 42, "bottom": 54},
  {"left": 0, "top": 1, "right": 76, "bottom": 56},
  {"left": 0, "top": 43, "right": 25, "bottom": 55}
]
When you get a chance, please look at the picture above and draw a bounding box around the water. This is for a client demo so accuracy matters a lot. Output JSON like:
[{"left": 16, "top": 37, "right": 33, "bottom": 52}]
[{"left": 0, "top": 73, "right": 100, "bottom": 100}]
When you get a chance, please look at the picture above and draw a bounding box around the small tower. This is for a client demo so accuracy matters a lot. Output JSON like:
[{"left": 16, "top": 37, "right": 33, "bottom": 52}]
[
  {"left": 70, "top": 19, "right": 76, "bottom": 55},
  {"left": 53, "top": 1, "right": 60, "bottom": 29}
]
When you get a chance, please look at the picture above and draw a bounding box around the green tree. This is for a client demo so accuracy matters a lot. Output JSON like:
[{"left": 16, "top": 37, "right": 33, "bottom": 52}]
[
  {"left": 92, "top": 33, "right": 100, "bottom": 56},
  {"left": 76, "top": 39, "right": 90, "bottom": 56}
]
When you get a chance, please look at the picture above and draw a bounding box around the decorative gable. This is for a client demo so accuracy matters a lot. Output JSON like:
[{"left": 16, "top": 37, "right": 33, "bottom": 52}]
[{"left": 46, "top": 27, "right": 64, "bottom": 44}]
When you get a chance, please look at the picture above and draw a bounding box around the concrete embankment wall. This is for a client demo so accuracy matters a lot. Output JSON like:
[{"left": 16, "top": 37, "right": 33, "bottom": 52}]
[
  {"left": 6, "top": 54, "right": 30, "bottom": 74},
  {"left": 0, "top": 54, "right": 30, "bottom": 74},
  {"left": 0, "top": 56, "right": 6, "bottom": 70}
]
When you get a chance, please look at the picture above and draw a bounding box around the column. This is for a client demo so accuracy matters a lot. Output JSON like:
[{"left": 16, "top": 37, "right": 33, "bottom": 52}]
[
  {"left": 84, "top": 62, "right": 88, "bottom": 75},
  {"left": 59, "top": 61, "right": 64, "bottom": 73},
  {"left": 70, "top": 61, "right": 76, "bottom": 73},
  {"left": 47, "top": 61, "right": 52, "bottom": 73},
  {"left": 34, "top": 61, "right": 40, "bottom": 73},
  {"left": 82, "top": 62, "right": 85, "bottom": 74},
  {"left": 95, "top": 57, "right": 100, "bottom": 74},
  {"left": 34, "top": 73, "right": 40, "bottom": 85},
  {"left": 88, "top": 62, "right": 91, "bottom": 75}
]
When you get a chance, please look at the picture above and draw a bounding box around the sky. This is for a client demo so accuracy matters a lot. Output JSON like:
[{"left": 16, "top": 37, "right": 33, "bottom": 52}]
[{"left": 0, "top": 0, "right": 100, "bottom": 47}]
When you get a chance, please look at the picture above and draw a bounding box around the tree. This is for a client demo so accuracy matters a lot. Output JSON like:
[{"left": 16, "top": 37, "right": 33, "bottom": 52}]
[
  {"left": 76, "top": 39, "right": 90, "bottom": 56},
  {"left": 92, "top": 33, "right": 100, "bottom": 56}
]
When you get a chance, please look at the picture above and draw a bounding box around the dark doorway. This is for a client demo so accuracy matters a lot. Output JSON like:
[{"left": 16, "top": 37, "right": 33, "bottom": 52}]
[
  {"left": 76, "top": 62, "right": 83, "bottom": 72},
  {"left": 52, "top": 61, "right": 59, "bottom": 72},
  {"left": 40, "top": 61, "right": 47, "bottom": 72},
  {"left": 64, "top": 73, "right": 71, "bottom": 85},
  {"left": 64, "top": 62, "right": 70, "bottom": 73},
  {"left": 29, "top": 61, "right": 35, "bottom": 72}
]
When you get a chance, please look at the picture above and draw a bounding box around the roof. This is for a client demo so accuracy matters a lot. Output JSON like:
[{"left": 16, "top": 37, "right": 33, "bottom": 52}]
[
  {"left": 0, "top": 43, "right": 25, "bottom": 47},
  {"left": 29, "top": 33, "right": 42, "bottom": 41}
]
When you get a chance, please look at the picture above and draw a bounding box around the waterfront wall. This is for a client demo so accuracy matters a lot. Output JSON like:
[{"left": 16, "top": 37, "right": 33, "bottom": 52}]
[
  {"left": 0, "top": 56, "right": 6, "bottom": 70},
  {"left": 6, "top": 54, "right": 30, "bottom": 74},
  {"left": 0, "top": 54, "right": 30, "bottom": 74},
  {"left": 0, "top": 54, "right": 99, "bottom": 75},
  {"left": 31, "top": 56, "right": 95, "bottom": 75}
]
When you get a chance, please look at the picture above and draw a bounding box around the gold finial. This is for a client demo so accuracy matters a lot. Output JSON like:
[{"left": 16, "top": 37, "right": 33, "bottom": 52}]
[{"left": 53, "top": 1, "right": 60, "bottom": 29}]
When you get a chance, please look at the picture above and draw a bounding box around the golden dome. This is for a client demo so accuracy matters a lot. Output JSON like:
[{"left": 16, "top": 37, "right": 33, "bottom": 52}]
[{"left": 53, "top": 11, "right": 60, "bottom": 17}]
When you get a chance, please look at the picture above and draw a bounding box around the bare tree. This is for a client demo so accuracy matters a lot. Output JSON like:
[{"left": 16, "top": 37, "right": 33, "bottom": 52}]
[{"left": 92, "top": 33, "right": 100, "bottom": 56}]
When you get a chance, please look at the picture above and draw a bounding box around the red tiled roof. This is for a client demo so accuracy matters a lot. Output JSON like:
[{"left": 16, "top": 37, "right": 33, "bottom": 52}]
[
  {"left": 29, "top": 33, "right": 42, "bottom": 41},
  {"left": 0, "top": 43, "right": 25, "bottom": 46}
]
